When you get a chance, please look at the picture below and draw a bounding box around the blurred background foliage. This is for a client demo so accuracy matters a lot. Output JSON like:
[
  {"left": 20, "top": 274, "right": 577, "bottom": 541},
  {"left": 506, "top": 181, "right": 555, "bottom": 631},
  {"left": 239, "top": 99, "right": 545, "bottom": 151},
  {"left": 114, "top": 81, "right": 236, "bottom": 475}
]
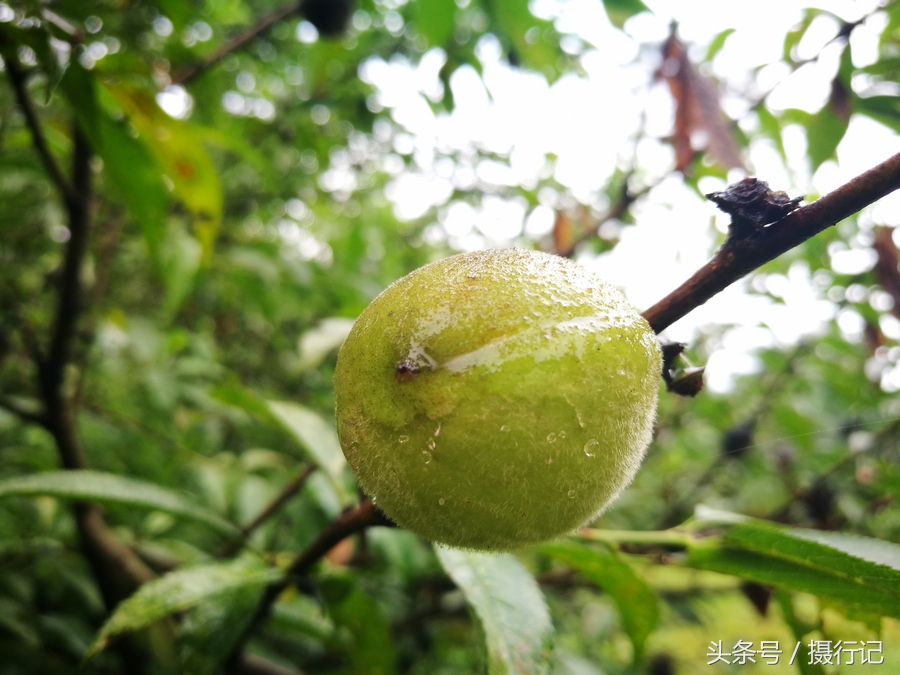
[{"left": 2, "top": 0, "right": 900, "bottom": 674}]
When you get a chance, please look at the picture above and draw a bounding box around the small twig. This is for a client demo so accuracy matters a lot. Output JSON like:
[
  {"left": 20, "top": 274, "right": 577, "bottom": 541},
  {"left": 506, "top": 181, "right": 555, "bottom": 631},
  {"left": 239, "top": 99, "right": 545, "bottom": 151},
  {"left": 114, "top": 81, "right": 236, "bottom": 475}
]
[
  {"left": 642, "top": 152, "right": 900, "bottom": 333},
  {"left": 558, "top": 178, "right": 657, "bottom": 257},
  {"left": 172, "top": 1, "right": 303, "bottom": 86},
  {"left": 2, "top": 52, "right": 78, "bottom": 206},
  {"left": 226, "top": 500, "right": 391, "bottom": 670},
  {"left": 217, "top": 464, "right": 317, "bottom": 558}
]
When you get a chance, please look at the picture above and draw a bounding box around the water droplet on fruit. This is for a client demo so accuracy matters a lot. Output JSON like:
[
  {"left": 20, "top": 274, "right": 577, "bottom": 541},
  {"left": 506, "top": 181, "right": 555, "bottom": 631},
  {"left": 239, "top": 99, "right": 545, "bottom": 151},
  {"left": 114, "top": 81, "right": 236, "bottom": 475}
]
[
  {"left": 438, "top": 498, "right": 446, "bottom": 505},
  {"left": 500, "top": 424, "right": 510, "bottom": 432},
  {"left": 583, "top": 439, "right": 599, "bottom": 457},
  {"left": 617, "top": 368, "right": 625, "bottom": 375},
  {"left": 567, "top": 490, "right": 576, "bottom": 498},
  {"left": 422, "top": 450, "right": 432, "bottom": 464},
  {"left": 398, "top": 435, "right": 409, "bottom": 443},
  {"left": 546, "top": 458, "right": 553, "bottom": 464},
  {"left": 559, "top": 430, "right": 566, "bottom": 439},
  {"left": 371, "top": 495, "right": 377, "bottom": 504},
  {"left": 547, "top": 432, "right": 557, "bottom": 443},
  {"left": 427, "top": 437, "right": 436, "bottom": 450}
]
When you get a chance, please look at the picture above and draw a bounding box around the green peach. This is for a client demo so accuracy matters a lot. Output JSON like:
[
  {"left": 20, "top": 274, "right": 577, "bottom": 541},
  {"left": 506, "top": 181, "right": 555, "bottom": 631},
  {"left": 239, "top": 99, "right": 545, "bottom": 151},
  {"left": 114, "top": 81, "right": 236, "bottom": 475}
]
[{"left": 334, "top": 248, "right": 660, "bottom": 551}]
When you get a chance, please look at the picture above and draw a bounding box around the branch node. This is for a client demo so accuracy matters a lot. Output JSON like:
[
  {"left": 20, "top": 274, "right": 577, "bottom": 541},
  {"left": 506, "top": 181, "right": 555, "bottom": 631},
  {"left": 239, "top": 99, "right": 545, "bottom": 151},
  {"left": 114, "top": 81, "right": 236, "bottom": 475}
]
[{"left": 706, "top": 177, "right": 802, "bottom": 238}]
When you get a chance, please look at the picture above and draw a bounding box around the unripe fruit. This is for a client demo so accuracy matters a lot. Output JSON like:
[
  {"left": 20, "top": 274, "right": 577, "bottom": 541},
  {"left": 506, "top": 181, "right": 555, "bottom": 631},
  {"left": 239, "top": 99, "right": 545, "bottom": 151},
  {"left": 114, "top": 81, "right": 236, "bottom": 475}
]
[{"left": 334, "top": 249, "right": 661, "bottom": 551}]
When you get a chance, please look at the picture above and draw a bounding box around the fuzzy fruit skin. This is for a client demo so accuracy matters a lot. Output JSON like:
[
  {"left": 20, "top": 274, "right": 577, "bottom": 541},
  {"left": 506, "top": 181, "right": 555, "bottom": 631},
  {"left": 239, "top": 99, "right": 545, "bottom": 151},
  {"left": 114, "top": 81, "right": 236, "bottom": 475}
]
[{"left": 334, "top": 249, "right": 661, "bottom": 551}]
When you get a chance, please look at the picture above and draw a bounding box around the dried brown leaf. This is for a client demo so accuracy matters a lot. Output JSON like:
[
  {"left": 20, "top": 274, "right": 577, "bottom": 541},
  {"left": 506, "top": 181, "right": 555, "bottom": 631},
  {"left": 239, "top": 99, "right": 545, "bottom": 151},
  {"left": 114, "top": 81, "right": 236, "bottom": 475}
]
[
  {"left": 873, "top": 226, "right": 900, "bottom": 321},
  {"left": 660, "top": 33, "right": 745, "bottom": 172}
]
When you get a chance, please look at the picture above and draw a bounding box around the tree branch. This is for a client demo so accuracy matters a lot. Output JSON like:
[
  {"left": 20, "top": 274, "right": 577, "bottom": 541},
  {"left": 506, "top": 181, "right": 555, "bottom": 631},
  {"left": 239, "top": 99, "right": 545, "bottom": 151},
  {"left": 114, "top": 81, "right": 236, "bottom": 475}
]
[
  {"left": 217, "top": 464, "right": 317, "bottom": 558},
  {"left": 172, "top": 1, "right": 303, "bottom": 86},
  {"left": 226, "top": 500, "right": 391, "bottom": 672},
  {"left": 39, "top": 126, "right": 93, "bottom": 471},
  {"left": 642, "top": 151, "right": 900, "bottom": 333},
  {"left": 2, "top": 52, "right": 78, "bottom": 206}
]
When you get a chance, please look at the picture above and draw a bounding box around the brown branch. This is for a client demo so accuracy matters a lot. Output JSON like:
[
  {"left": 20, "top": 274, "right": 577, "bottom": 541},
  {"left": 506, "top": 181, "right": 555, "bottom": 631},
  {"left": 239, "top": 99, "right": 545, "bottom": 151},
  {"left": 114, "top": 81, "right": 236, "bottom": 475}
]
[
  {"left": 218, "top": 464, "right": 317, "bottom": 558},
  {"left": 172, "top": 1, "right": 303, "bottom": 86},
  {"left": 642, "top": 152, "right": 900, "bottom": 333},
  {"left": 283, "top": 500, "right": 392, "bottom": 578},
  {"left": 226, "top": 500, "right": 391, "bottom": 672},
  {"left": 2, "top": 52, "right": 78, "bottom": 206},
  {"left": 38, "top": 126, "right": 92, "bottom": 469}
]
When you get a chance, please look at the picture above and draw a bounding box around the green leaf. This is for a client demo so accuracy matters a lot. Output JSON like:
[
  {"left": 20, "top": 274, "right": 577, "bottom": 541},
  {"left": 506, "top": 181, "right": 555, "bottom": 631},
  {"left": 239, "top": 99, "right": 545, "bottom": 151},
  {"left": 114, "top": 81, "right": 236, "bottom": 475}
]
[
  {"left": 415, "top": 0, "right": 457, "bottom": 47},
  {"left": 0, "top": 470, "right": 238, "bottom": 536},
  {"left": 541, "top": 541, "right": 658, "bottom": 662},
  {"left": 266, "top": 400, "right": 348, "bottom": 491},
  {"left": 320, "top": 574, "right": 398, "bottom": 675},
  {"left": 210, "top": 381, "right": 277, "bottom": 422},
  {"left": 756, "top": 107, "right": 787, "bottom": 160},
  {"left": 686, "top": 520, "right": 900, "bottom": 619},
  {"left": 854, "top": 94, "right": 900, "bottom": 135},
  {"left": 774, "top": 590, "right": 825, "bottom": 675},
  {"left": 806, "top": 104, "right": 845, "bottom": 171},
  {"left": 87, "top": 557, "right": 282, "bottom": 658},
  {"left": 602, "top": 0, "right": 649, "bottom": 29},
  {"left": 58, "top": 64, "right": 171, "bottom": 267},
  {"left": 783, "top": 528, "right": 900, "bottom": 571},
  {"left": 159, "top": 225, "right": 203, "bottom": 319},
  {"left": 178, "top": 584, "right": 263, "bottom": 675},
  {"left": 298, "top": 317, "right": 355, "bottom": 370},
  {"left": 705, "top": 28, "right": 736, "bottom": 62},
  {"left": 108, "top": 86, "right": 223, "bottom": 264},
  {"left": 484, "top": 0, "right": 560, "bottom": 78},
  {"left": 805, "top": 45, "right": 851, "bottom": 172},
  {"left": 436, "top": 547, "right": 553, "bottom": 675}
]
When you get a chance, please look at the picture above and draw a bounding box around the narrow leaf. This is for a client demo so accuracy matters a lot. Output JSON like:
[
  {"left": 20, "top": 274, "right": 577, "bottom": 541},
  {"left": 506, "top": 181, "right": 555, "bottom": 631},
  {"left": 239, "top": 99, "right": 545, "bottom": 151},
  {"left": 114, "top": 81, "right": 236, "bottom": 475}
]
[
  {"left": 541, "top": 541, "right": 658, "bottom": 661},
  {"left": 266, "top": 400, "right": 348, "bottom": 486},
  {"left": 298, "top": 317, "right": 355, "bottom": 371},
  {"left": 87, "top": 558, "right": 282, "bottom": 657},
  {"left": 603, "top": 0, "right": 649, "bottom": 28},
  {"left": 686, "top": 520, "right": 900, "bottom": 619},
  {"left": 179, "top": 584, "right": 264, "bottom": 675},
  {"left": 109, "top": 85, "right": 223, "bottom": 263},
  {"left": 0, "top": 471, "right": 237, "bottom": 536},
  {"left": 436, "top": 547, "right": 553, "bottom": 675},
  {"left": 58, "top": 64, "right": 171, "bottom": 266}
]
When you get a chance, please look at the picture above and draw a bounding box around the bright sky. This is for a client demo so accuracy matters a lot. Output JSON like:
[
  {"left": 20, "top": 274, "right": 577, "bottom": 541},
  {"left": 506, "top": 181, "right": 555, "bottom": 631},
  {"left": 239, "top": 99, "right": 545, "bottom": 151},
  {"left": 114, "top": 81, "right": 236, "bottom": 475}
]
[{"left": 359, "top": 0, "right": 900, "bottom": 392}]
